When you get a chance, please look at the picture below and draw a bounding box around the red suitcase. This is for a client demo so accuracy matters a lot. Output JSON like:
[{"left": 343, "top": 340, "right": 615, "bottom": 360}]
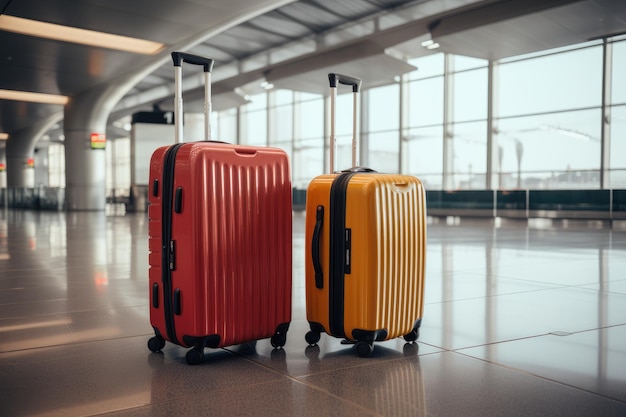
[{"left": 147, "top": 52, "right": 292, "bottom": 364}]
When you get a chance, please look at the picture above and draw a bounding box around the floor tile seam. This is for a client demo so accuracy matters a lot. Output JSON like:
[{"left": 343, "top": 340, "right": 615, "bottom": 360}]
[
  {"left": 0, "top": 303, "right": 149, "bottom": 317},
  {"left": 0, "top": 297, "right": 148, "bottom": 306},
  {"left": 559, "top": 323, "right": 626, "bottom": 335},
  {"left": 88, "top": 377, "right": 385, "bottom": 417},
  {"left": 449, "top": 333, "right": 558, "bottom": 352},
  {"left": 298, "top": 349, "right": 430, "bottom": 379},
  {"left": 87, "top": 379, "right": 296, "bottom": 417},
  {"left": 582, "top": 287, "right": 626, "bottom": 296},
  {"left": 421, "top": 284, "right": 589, "bottom": 306},
  {"left": 468, "top": 275, "right": 601, "bottom": 288},
  {"left": 424, "top": 278, "right": 626, "bottom": 305},
  {"left": 452, "top": 350, "right": 626, "bottom": 406},
  {"left": 414, "top": 341, "right": 451, "bottom": 353},
  {"left": 441, "top": 322, "right": 626, "bottom": 353},
  {"left": 226, "top": 350, "right": 386, "bottom": 417},
  {"left": 232, "top": 343, "right": 407, "bottom": 378},
  {"left": 0, "top": 333, "right": 154, "bottom": 356},
  {"left": 549, "top": 284, "right": 626, "bottom": 297}
]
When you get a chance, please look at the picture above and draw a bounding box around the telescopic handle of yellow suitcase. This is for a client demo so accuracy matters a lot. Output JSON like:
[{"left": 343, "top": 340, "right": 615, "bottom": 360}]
[
  {"left": 171, "top": 52, "right": 215, "bottom": 144},
  {"left": 328, "top": 73, "right": 362, "bottom": 173}
]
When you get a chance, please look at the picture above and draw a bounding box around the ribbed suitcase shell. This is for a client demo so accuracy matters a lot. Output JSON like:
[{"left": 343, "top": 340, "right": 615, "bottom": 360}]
[
  {"left": 305, "top": 172, "right": 426, "bottom": 342},
  {"left": 148, "top": 142, "right": 292, "bottom": 350}
]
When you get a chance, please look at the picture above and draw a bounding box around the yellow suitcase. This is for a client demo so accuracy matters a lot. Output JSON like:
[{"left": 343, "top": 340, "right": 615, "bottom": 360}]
[{"left": 304, "top": 74, "right": 427, "bottom": 357}]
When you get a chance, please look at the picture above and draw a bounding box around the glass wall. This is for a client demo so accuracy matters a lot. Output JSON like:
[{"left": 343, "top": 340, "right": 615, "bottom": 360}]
[
  {"left": 48, "top": 144, "right": 65, "bottom": 188},
  {"left": 610, "top": 39, "right": 626, "bottom": 187},
  {"left": 239, "top": 93, "right": 267, "bottom": 146},
  {"left": 268, "top": 89, "right": 294, "bottom": 165},
  {"left": 39, "top": 36, "right": 626, "bottom": 194},
  {"left": 449, "top": 57, "right": 488, "bottom": 189},
  {"left": 404, "top": 54, "right": 444, "bottom": 189},
  {"left": 363, "top": 84, "right": 400, "bottom": 173},
  {"left": 293, "top": 92, "right": 324, "bottom": 188},
  {"left": 105, "top": 138, "right": 130, "bottom": 200},
  {"left": 495, "top": 43, "right": 604, "bottom": 189}
]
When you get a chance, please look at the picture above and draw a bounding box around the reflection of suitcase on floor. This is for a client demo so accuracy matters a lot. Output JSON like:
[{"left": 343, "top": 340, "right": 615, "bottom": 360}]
[
  {"left": 304, "top": 73, "right": 426, "bottom": 357},
  {"left": 147, "top": 52, "right": 292, "bottom": 365}
]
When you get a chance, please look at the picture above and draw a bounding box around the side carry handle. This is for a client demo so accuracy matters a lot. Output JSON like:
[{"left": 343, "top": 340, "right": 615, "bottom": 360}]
[
  {"left": 171, "top": 51, "right": 214, "bottom": 143},
  {"left": 312, "top": 205, "right": 324, "bottom": 289}
]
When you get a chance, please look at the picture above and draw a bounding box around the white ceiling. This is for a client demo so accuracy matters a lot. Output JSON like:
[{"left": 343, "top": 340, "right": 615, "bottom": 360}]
[{"left": 0, "top": 0, "right": 624, "bottom": 146}]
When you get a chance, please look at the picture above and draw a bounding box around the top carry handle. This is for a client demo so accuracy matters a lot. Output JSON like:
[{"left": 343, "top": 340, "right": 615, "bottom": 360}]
[
  {"left": 328, "top": 73, "right": 362, "bottom": 173},
  {"left": 171, "top": 52, "right": 215, "bottom": 144}
]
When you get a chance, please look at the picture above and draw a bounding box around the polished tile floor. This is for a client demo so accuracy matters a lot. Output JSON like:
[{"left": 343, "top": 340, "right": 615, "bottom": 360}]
[{"left": 1, "top": 209, "right": 625, "bottom": 416}]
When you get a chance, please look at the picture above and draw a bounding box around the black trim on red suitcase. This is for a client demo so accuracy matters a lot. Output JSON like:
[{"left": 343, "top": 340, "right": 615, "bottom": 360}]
[{"left": 161, "top": 143, "right": 184, "bottom": 345}]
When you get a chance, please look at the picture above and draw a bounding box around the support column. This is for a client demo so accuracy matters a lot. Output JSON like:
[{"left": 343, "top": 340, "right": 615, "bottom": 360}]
[
  {"left": 0, "top": 147, "right": 6, "bottom": 189},
  {"left": 5, "top": 112, "right": 62, "bottom": 188},
  {"left": 600, "top": 39, "right": 612, "bottom": 189},
  {"left": 486, "top": 60, "right": 500, "bottom": 190},
  {"left": 64, "top": 91, "right": 111, "bottom": 210},
  {"left": 442, "top": 54, "right": 455, "bottom": 190}
]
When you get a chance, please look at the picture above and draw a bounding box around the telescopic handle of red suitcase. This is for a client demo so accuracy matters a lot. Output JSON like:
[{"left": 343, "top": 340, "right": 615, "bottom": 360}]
[
  {"left": 171, "top": 52, "right": 215, "bottom": 144},
  {"left": 328, "top": 73, "right": 362, "bottom": 173}
]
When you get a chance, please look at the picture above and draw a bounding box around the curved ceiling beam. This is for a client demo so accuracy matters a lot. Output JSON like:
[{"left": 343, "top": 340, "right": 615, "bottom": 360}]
[{"left": 65, "top": 0, "right": 297, "bottom": 132}]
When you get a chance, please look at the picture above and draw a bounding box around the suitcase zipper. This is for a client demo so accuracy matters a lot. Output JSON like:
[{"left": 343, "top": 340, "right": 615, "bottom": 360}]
[
  {"left": 161, "top": 143, "right": 184, "bottom": 345},
  {"left": 328, "top": 172, "right": 356, "bottom": 338}
]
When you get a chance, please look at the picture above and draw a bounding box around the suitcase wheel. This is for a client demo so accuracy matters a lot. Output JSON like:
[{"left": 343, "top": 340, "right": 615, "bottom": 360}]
[
  {"left": 185, "top": 347, "right": 204, "bottom": 365},
  {"left": 147, "top": 336, "right": 166, "bottom": 352},
  {"left": 305, "top": 331, "right": 321, "bottom": 346},
  {"left": 403, "top": 327, "right": 420, "bottom": 342},
  {"left": 356, "top": 341, "right": 374, "bottom": 357},
  {"left": 403, "top": 328, "right": 420, "bottom": 342},
  {"left": 270, "top": 333, "right": 287, "bottom": 349}
]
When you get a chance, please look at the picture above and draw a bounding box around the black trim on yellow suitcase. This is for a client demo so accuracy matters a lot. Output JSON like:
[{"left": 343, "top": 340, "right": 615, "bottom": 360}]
[{"left": 328, "top": 172, "right": 355, "bottom": 338}]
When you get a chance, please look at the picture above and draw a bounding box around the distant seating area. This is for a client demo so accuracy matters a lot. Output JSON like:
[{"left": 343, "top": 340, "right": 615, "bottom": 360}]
[
  {"left": 426, "top": 189, "right": 626, "bottom": 221},
  {"left": 2, "top": 187, "right": 625, "bottom": 223}
]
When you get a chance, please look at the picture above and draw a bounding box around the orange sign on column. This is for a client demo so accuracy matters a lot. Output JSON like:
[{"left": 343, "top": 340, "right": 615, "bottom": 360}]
[{"left": 90, "top": 133, "right": 106, "bottom": 149}]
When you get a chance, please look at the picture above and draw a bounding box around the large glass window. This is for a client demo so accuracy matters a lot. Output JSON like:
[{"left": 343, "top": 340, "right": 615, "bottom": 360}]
[
  {"left": 403, "top": 125, "right": 444, "bottom": 189},
  {"left": 608, "top": 40, "right": 626, "bottom": 188},
  {"left": 239, "top": 93, "right": 267, "bottom": 146},
  {"left": 496, "top": 109, "right": 602, "bottom": 189},
  {"left": 105, "top": 138, "right": 130, "bottom": 198},
  {"left": 498, "top": 46, "right": 603, "bottom": 117},
  {"left": 217, "top": 108, "right": 237, "bottom": 143},
  {"left": 408, "top": 54, "right": 444, "bottom": 80},
  {"left": 367, "top": 84, "right": 399, "bottom": 132},
  {"left": 407, "top": 76, "right": 444, "bottom": 127},
  {"left": 405, "top": 54, "right": 445, "bottom": 188},
  {"left": 293, "top": 93, "right": 324, "bottom": 187},
  {"left": 610, "top": 105, "right": 626, "bottom": 187},
  {"left": 453, "top": 68, "right": 488, "bottom": 123},
  {"left": 450, "top": 121, "right": 488, "bottom": 189},
  {"left": 200, "top": 38, "right": 621, "bottom": 194},
  {"left": 495, "top": 45, "right": 605, "bottom": 189},
  {"left": 268, "top": 89, "right": 294, "bottom": 163},
  {"left": 449, "top": 61, "right": 488, "bottom": 189},
  {"left": 48, "top": 144, "right": 65, "bottom": 188},
  {"left": 364, "top": 84, "right": 399, "bottom": 172},
  {"left": 612, "top": 40, "right": 626, "bottom": 105}
]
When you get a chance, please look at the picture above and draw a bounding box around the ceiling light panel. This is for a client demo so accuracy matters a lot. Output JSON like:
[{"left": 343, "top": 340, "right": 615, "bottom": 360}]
[
  {"left": 0, "top": 89, "right": 69, "bottom": 105},
  {"left": 0, "top": 15, "right": 164, "bottom": 55}
]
